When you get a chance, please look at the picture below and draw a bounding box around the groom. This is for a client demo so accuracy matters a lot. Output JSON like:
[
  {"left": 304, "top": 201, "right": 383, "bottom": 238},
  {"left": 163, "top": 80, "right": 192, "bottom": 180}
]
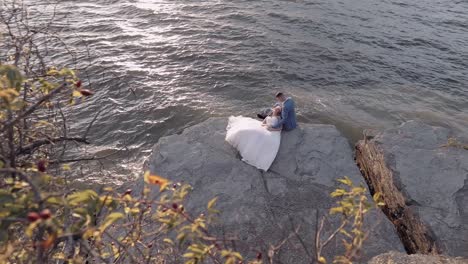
[{"left": 258, "top": 92, "right": 297, "bottom": 131}]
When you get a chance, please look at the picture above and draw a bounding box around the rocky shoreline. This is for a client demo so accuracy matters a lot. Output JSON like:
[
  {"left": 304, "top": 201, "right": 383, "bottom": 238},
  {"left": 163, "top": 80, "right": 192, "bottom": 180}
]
[
  {"left": 356, "top": 121, "right": 468, "bottom": 257},
  {"left": 145, "top": 118, "right": 468, "bottom": 263}
]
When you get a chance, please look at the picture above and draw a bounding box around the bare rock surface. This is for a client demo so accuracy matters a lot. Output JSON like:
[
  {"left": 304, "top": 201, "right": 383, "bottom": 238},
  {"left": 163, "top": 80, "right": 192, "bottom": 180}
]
[
  {"left": 356, "top": 121, "right": 468, "bottom": 257},
  {"left": 145, "top": 117, "right": 404, "bottom": 263},
  {"left": 368, "top": 251, "right": 468, "bottom": 264}
]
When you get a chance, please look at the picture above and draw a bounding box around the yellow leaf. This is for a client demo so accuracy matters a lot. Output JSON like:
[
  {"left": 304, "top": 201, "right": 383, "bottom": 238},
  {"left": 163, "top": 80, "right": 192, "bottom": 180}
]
[
  {"left": 67, "top": 190, "right": 98, "bottom": 206},
  {"left": 0, "top": 89, "right": 19, "bottom": 100},
  {"left": 45, "top": 197, "right": 62, "bottom": 205},
  {"left": 0, "top": 211, "right": 10, "bottom": 218},
  {"left": 337, "top": 176, "right": 353, "bottom": 186},
  {"left": 352, "top": 187, "right": 366, "bottom": 194},
  {"left": 183, "top": 252, "right": 195, "bottom": 258},
  {"left": 130, "top": 208, "right": 140, "bottom": 215},
  {"left": 47, "top": 69, "right": 59, "bottom": 76},
  {"left": 318, "top": 256, "right": 327, "bottom": 264},
  {"left": 330, "top": 206, "right": 344, "bottom": 215},
  {"left": 99, "top": 196, "right": 113, "bottom": 206},
  {"left": 72, "top": 90, "right": 82, "bottom": 97},
  {"left": 62, "top": 164, "right": 71, "bottom": 171},
  {"left": 99, "top": 212, "right": 124, "bottom": 232},
  {"left": 232, "top": 252, "right": 243, "bottom": 260},
  {"left": 25, "top": 221, "right": 39, "bottom": 237},
  {"left": 177, "top": 233, "right": 186, "bottom": 242},
  {"left": 83, "top": 228, "right": 95, "bottom": 239},
  {"left": 144, "top": 171, "right": 169, "bottom": 191},
  {"left": 163, "top": 238, "right": 174, "bottom": 245},
  {"left": 339, "top": 229, "right": 352, "bottom": 238},
  {"left": 207, "top": 197, "right": 218, "bottom": 209},
  {"left": 52, "top": 253, "right": 66, "bottom": 260},
  {"left": 331, "top": 189, "right": 345, "bottom": 197},
  {"left": 41, "top": 233, "right": 57, "bottom": 250}
]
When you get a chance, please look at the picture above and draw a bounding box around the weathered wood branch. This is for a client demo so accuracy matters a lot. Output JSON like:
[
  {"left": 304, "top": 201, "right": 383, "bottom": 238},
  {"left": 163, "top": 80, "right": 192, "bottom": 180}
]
[
  {"left": 355, "top": 140, "right": 441, "bottom": 255},
  {"left": 16, "top": 136, "right": 89, "bottom": 155}
]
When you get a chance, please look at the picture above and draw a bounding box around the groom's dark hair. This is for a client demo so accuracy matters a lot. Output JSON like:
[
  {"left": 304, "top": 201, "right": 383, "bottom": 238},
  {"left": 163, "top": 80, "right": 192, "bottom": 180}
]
[{"left": 275, "top": 92, "right": 284, "bottom": 98}]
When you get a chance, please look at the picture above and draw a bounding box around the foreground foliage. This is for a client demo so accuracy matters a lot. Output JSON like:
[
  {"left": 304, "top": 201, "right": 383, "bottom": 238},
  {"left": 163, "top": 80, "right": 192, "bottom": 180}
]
[{"left": 0, "top": 158, "right": 381, "bottom": 263}]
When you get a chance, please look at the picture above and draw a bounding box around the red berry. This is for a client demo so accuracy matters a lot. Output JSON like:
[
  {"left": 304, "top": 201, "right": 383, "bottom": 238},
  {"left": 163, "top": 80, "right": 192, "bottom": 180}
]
[
  {"left": 147, "top": 243, "right": 153, "bottom": 248},
  {"left": 39, "top": 209, "right": 52, "bottom": 220},
  {"left": 37, "top": 159, "right": 47, "bottom": 172},
  {"left": 256, "top": 252, "right": 262, "bottom": 260},
  {"left": 173, "top": 183, "right": 178, "bottom": 189},
  {"left": 172, "top": 203, "right": 178, "bottom": 210},
  {"left": 76, "top": 80, "right": 82, "bottom": 88},
  {"left": 27, "top": 212, "right": 40, "bottom": 222},
  {"left": 78, "top": 89, "right": 94, "bottom": 97}
]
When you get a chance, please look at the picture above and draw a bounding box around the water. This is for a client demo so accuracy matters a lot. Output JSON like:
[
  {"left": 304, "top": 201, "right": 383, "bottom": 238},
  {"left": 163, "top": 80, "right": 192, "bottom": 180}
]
[{"left": 31, "top": 0, "right": 468, "bottom": 183}]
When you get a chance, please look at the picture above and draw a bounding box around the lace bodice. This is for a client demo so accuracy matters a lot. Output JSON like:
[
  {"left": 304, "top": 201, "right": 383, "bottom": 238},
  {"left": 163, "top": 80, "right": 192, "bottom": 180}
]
[{"left": 265, "top": 116, "right": 280, "bottom": 127}]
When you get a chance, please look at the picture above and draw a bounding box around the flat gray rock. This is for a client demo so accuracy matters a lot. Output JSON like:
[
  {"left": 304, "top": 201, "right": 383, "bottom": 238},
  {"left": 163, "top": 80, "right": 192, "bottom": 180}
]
[
  {"left": 356, "top": 121, "right": 468, "bottom": 257},
  {"left": 368, "top": 251, "right": 468, "bottom": 264},
  {"left": 145, "top": 118, "right": 403, "bottom": 263}
]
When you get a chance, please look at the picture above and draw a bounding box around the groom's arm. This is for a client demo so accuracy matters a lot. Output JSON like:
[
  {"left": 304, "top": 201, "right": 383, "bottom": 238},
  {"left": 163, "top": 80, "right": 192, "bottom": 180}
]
[{"left": 272, "top": 105, "right": 289, "bottom": 129}]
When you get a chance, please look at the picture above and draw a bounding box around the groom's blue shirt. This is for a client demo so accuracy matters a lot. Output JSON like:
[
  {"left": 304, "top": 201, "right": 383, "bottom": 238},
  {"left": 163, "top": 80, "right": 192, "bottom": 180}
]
[{"left": 272, "top": 98, "right": 297, "bottom": 131}]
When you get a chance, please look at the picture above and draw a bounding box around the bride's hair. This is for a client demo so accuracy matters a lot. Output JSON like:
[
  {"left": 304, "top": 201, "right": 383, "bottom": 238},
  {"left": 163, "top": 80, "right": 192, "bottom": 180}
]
[{"left": 273, "top": 106, "right": 282, "bottom": 116}]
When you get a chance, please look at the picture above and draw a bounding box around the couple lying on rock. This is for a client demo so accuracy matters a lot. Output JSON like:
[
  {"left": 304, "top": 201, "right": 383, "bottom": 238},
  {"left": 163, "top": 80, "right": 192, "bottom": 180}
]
[{"left": 226, "top": 92, "right": 297, "bottom": 171}]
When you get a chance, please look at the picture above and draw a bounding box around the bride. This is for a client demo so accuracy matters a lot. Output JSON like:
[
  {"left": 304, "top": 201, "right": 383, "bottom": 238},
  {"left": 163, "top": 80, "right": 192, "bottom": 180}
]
[{"left": 225, "top": 107, "right": 282, "bottom": 171}]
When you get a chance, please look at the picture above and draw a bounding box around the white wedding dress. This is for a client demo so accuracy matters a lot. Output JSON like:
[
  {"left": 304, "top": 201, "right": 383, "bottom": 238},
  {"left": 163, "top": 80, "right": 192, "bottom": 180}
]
[{"left": 225, "top": 116, "right": 281, "bottom": 171}]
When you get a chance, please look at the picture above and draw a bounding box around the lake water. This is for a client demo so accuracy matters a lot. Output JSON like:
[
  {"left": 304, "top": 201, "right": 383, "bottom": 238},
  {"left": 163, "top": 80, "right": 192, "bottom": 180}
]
[{"left": 34, "top": 0, "right": 468, "bottom": 183}]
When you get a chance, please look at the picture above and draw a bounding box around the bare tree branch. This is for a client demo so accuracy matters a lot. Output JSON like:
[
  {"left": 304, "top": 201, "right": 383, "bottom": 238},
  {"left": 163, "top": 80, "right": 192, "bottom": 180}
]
[{"left": 2, "top": 83, "right": 67, "bottom": 129}]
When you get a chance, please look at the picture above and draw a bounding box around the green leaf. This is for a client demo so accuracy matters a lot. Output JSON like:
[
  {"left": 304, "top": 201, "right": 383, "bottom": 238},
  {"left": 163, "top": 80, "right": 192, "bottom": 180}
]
[
  {"left": 0, "top": 190, "right": 14, "bottom": 204},
  {"left": 0, "top": 65, "right": 23, "bottom": 90},
  {"left": 45, "top": 196, "right": 62, "bottom": 205}
]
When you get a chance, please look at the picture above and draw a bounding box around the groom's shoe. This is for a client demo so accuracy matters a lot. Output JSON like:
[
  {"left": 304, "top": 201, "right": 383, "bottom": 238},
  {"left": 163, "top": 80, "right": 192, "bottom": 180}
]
[{"left": 257, "top": 113, "right": 267, "bottom": 120}]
